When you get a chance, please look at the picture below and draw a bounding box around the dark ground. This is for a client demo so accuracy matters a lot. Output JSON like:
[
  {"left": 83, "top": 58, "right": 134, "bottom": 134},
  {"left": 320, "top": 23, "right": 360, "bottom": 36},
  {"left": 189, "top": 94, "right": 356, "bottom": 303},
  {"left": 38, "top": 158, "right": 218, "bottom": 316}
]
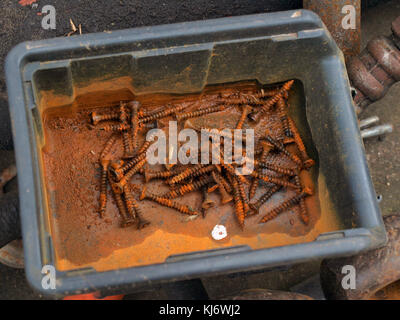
[{"left": 0, "top": 0, "right": 399, "bottom": 299}]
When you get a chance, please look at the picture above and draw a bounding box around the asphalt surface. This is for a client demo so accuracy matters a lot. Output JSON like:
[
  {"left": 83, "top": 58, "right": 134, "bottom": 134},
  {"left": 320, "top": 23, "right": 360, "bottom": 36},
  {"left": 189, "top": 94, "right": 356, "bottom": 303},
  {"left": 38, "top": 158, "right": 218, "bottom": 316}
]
[{"left": 0, "top": 0, "right": 399, "bottom": 300}]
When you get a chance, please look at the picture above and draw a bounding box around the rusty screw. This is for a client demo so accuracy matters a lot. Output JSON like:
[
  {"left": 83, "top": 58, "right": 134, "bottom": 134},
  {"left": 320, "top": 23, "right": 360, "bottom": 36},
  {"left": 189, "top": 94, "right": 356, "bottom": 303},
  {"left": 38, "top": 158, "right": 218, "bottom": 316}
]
[
  {"left": 111, "top": 151, "right": 147, "bottom": 181},
  {"left": 251, "top": 171, "right": 298, "bottom": 189},
  {"left": 201, "top": 186, "right": 216, "bottom": 218},
  {"left": 163, "top": 175, "right": 213, "bottom": 198},
  {"left": 139, "top": 104, "right": 188, "bottom": 124},
  {"left": 211, "top": 171, "right": 233, "bottom": 204},
  {"left": 248, "top": 80, "right": 294, "bottom": 122},
  {"left": 231, "top": 177, "right": 245, "bottom": 229},
  {"left": 139, "top": 186, "right": 199, "bottom": 216},
  {"left": 119, "top": 102, "right": 135, "bottom": 158},
  {"left": 99, "top": 123, "right": 131, "bottom": 132},
  {"left": 277, "top": 97, "right": 292, "bottom": 137},
  {"left": 114, "top": 158, "right": 147, "bottom": 192},
  {"left": 108, "top": 172, "right": 132, "bottom": 227},
  {"left": 100, "top": 134, "right": 117, "bottom": 160},
  {"left": 91, "top": 111, "right": 119, "bottom": 125},
  {"left": 265, "top": 135, "right": 302, "bottom": 168},
  {"left": 128, "top": 101, "right": 141, "bottom": 151},
  {"left": 168, "top": 164, "right": 214, "bottom": 185},
  {"left": 249, "top": 184, "right": 282, "bottom": 214},
  {"left": 123, "top": 184, "right": 150, "bottom": 229},
  {"left": 259, "top": 161, "right": 298, "bottom": 176},
  {"left": 144, "top": 168, "right": 178, "bottom": 183},
  {"left": 175, "top": 104, "right": 228, "bottom": 122},
  {"left": 236, "top": 105, "right": 252, "bottom": 130},
  {"left": 294, "top": 175, "right": 309, "bottom": 225},
  {"left": 98, "top": 159, "right": 110, "bottom": 218},
  {"left": 288, "top": 118, "right": 315, "bottom": 169},
  {"left": 259, "top": 187, "right": 313, "bottom": 224}
]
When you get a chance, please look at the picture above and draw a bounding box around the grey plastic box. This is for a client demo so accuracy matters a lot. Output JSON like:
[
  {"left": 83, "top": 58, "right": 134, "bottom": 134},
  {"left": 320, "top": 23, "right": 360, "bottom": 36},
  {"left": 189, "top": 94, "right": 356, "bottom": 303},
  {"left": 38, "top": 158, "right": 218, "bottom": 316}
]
[{"left": 5, "top": 10, "right": 386, "bottom": 296}]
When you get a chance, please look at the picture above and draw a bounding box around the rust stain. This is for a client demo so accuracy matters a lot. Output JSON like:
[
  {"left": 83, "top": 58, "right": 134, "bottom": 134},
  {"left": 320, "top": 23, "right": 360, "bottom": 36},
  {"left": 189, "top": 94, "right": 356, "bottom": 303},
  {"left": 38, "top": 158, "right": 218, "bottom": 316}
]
[{"left": 38, "top": 79, "right": 341, "bottom": 272}]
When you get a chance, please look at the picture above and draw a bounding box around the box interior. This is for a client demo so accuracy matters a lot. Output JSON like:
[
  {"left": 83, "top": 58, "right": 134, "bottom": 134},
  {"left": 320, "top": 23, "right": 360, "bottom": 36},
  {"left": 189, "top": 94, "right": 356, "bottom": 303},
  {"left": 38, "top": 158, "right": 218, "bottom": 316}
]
[{"left": 29, "top": 54, "right": 345, "bottom": 272}]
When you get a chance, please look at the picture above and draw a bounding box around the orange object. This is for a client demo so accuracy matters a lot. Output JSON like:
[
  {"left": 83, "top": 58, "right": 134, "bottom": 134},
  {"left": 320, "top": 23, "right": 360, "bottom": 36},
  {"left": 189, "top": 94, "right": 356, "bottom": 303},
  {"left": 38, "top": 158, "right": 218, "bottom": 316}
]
[
  {"left": 63, "top": 292, "right": 124, "bottom": 300},
  {"left": 19, "top": 0, "right": 37, "bottom": 6}
]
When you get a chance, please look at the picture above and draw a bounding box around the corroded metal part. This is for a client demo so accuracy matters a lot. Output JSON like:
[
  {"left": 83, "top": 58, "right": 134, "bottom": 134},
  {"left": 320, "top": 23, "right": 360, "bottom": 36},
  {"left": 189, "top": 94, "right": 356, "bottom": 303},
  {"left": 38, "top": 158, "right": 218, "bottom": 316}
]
[
  {"left": 347, "top": 16, "right": 400, "bottom": 113},
  {"left": 303, "top": 0, "right": 361, "bottom": 57},
  {"left": 320, "top": 215, "right": 400, "bottom": 300}
]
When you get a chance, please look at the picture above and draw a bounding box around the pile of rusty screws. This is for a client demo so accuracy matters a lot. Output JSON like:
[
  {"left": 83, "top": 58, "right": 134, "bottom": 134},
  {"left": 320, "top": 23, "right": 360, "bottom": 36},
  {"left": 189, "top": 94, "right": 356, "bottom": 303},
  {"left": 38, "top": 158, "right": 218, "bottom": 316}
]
[{"left": 92, "top": 79, "right": 315, "bottom": 230}]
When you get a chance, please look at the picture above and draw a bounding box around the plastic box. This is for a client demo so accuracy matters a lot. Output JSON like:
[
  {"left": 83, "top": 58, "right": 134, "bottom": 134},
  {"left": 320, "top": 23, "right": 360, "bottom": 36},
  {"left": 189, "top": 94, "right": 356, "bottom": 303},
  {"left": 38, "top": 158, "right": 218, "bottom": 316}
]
[{"left": 5, "top": 10, "right": 386, "bottom": 296}]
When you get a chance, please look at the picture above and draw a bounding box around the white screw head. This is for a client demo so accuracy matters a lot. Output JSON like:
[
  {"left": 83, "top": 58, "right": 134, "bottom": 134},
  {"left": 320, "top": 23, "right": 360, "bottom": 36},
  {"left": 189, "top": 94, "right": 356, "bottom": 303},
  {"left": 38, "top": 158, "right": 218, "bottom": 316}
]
[{"left": 211, "top": 224, "right": 227, "bottom": 240}]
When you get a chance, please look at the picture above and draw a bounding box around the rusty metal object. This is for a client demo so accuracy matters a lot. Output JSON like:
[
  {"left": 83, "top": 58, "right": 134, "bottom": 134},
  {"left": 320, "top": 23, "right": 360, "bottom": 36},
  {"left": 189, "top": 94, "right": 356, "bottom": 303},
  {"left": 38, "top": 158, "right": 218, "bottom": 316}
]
[
  {"left": 175, "top": 104, "right": 227, "bottom": 122},
  {"left": 259, "top": 161, "right": 297, "bottom": 176},
  {"left": 100, "top": 134, "right": 117, "bottom": 160},
  {"left": 98, "top": 159, "right": 109, "bottom": 218},
  {"left": 91, "top": 111, "right": 119, "bottom": 125},
  {"left": 168, "top": 164, "right": 214, "bottom": 185},
  {"left": 235, "top": 176, "right": 251, "bottom": 214},
  {"left": 129, "top": 101, "right": 140, "bottom": 151},
  {"left": 248, "top": 80, "right": 294, "bottom": 122},
  {"left": 259, "top": 187, "right": 313, "bottom": 224},
  {"left": 288, "top": 118, "right": 314, "bottom": 169},
  {"left": 99, "top": 123, "right": 131, "bottom": 132},
  {"left": 123, "top": 184, "right": 150, "bottom": 230},
  {"left": 0, "top": 239, "right": 24, "bottom": 269},
  {"left": 251, "top": 171, "right": 298, "bottom": 189},
  {"left": 265, "top": 135, "right": 302, "bottom": 168},
  {"left": 231, "top": 177, "right": 245, "bottom": 229},
  {"left": 294, "top": 175, "right": 309, "bottom": 225},
  {"left": 139, "top": 186, "right": 199, "bottom": 216},
  {"left": 163, "top": 175, "right": 213, "bottom": 198},
  {"left": 211, "top": 171, "right": 232, "bottom": 204},
  {"left": 236, "top": 105, "right": 252, "bottom": 130},
  {"left": 249, "top": 185, "right": 282, "bottom": 214},
  {"left": 277, "top": 97, "right": 292, "bottom": 137},
  {"left": 217, "top": 157, "right": 250, "bottom": 186},
  {"left": 320, "top": 214, "right": 400, "bottom": 300},
  {"left": 303, "top": 0, "right": 361, "bottom": 57},
  {"left": 144, "top": 168, "right": 176, "bottom": 182},
  {"left": 114, "top": 158, "right": 147, "bottom": 192},
  {"left": 347, "top": 16, "right": 400, "bottom": 113},
  {"left": 108, "top": 172, "right": 131, "bottom": 227},
  {"left": 214, "top": 168, "right": 232, "bottom": 193},
  {"left": 252, "top": 143, "right": 273, "bottom": 197},
  {"left": 139, "top": 104, "right": 187, "bottom": 124},
  {"left": 248, "top": 178, "right": 259, "bottom": 200},
  {"left": 89, "top": 82, "right": 315, "bottom": 230},
  {"left": 111, "top": 152, "right": 147, "bottom": 181},
  {"left": 201, "top": 186, "right": 216, "bottom": 218}
]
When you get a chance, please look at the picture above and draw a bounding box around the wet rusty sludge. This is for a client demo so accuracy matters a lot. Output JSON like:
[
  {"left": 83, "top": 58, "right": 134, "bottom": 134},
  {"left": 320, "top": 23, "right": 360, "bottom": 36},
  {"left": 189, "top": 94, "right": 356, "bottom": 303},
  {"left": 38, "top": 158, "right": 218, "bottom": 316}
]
[{"left": 40, "top": 80, "right": 340, "bottom": 272}]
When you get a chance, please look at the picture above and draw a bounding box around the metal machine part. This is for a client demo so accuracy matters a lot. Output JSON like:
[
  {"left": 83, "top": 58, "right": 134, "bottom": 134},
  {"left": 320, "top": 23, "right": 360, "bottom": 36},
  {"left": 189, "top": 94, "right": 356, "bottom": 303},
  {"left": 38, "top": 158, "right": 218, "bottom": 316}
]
[
  {"left": 359, "top": 116, "right": 393, "bottom": 139},
  {"left": 320, "top": 215, "right": 400, "bottom": 300},
  {"left": 0, "top": 240, "right": 24, "bottom": 269},
  {"left": 347, "top": 16, "right": 400, "bottom": 113},
  {"left": 361, "top": 124, "right": 393, "bottom": 139},
  {"left": 303, "top": 0, "right": 361, "bottom": 57}
]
